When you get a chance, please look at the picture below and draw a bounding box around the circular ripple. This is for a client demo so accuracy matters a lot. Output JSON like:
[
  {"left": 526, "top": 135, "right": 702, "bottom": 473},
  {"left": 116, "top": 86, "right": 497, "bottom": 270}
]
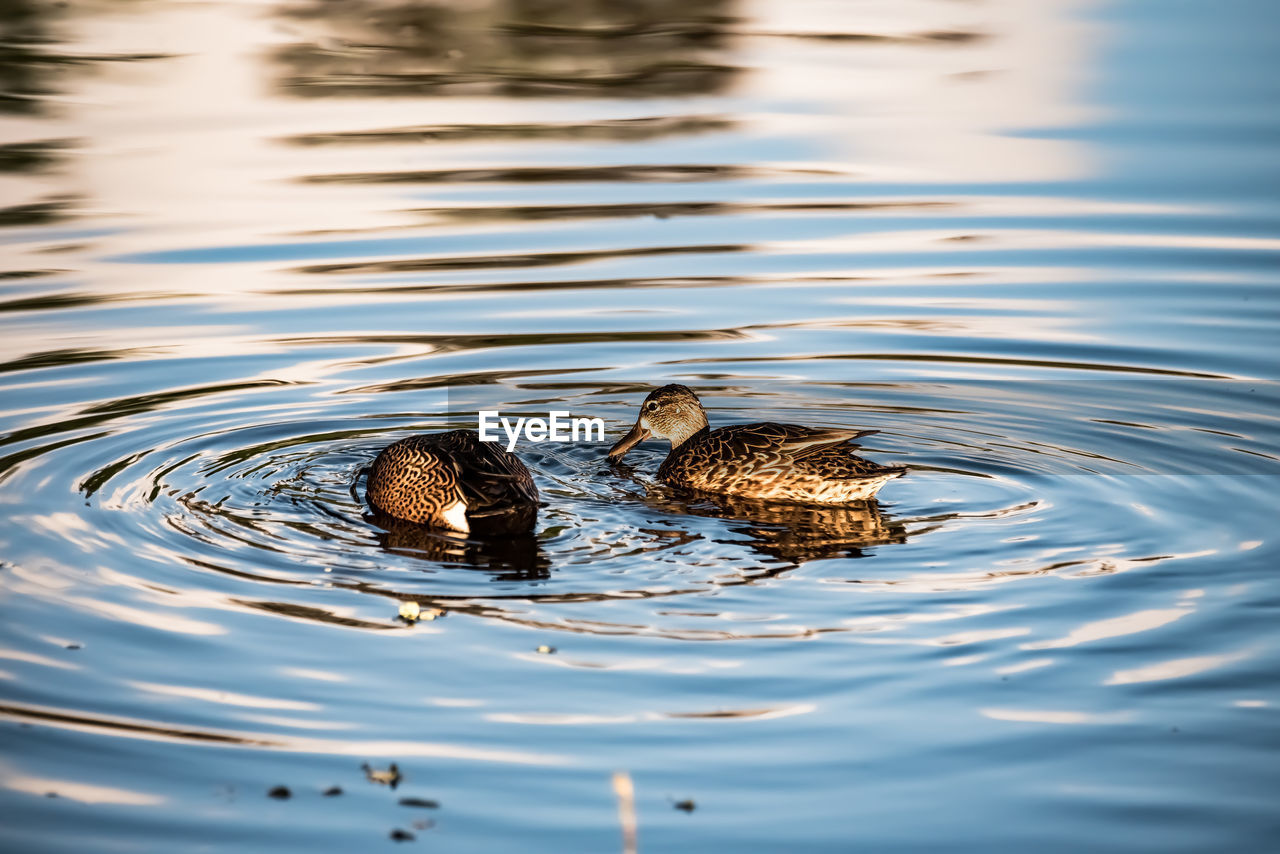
[{"left": 11, "top": 374, "right": 1251, "bottom": 644}]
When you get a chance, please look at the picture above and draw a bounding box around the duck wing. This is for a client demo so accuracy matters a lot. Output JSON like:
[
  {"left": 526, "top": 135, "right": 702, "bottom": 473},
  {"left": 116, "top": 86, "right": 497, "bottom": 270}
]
[
  {"left": 779, "top": 427, "right": 880, "bottom": 456},
  {"left": 705, "top": 423, "right": 901, "bottom": 479},
  {"left": 435, "top": 431, "right": 539, "bottom": 512},
  {"left": 715, "top": 423, "right": 878, "bottom": 457}
]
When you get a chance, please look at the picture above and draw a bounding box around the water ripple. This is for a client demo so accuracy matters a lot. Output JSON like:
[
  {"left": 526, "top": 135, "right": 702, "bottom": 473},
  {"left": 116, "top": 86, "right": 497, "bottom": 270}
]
[{"left": 1, "top": 0, "right": 1277, "bottom": 850}]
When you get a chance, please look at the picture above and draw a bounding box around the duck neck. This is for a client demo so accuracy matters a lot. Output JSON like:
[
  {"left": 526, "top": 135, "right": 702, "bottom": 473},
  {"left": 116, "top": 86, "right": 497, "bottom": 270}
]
[{"left": 668, "top": 420, "right": 710, "bottom": 453}]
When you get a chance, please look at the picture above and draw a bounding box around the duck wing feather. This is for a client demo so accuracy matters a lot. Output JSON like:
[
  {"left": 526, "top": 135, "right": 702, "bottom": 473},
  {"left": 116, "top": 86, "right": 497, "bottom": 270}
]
[
  {"left": 713, "top": 423, "right": 878, "bottom": 456},
  {"left": 692, "top": 423, "right": 901, "bottom": 480},
  {"left": 433, "top": 430, "right": 539, "bottom": 512}
]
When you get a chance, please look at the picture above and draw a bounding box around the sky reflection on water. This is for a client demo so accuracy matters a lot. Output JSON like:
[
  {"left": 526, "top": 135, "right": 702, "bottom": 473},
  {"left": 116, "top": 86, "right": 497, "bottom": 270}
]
[{"left": 0, "top": 0, "right": 1278, "bottom": 852}]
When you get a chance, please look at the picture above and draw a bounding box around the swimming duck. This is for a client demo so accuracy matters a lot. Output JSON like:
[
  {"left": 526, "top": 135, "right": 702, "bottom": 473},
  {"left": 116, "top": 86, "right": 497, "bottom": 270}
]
[
  {"left": 366, "top": 430, "right": 537, "bottom": 532},
  {"left": 607, "top": 385, "right": 905, "bottom": 503}
]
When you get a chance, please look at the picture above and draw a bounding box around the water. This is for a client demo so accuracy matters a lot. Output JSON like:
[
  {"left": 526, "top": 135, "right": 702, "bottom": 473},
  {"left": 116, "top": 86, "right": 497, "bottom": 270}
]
[{"left": 1, "top": 0, "right": 1278, "bottom": 850}]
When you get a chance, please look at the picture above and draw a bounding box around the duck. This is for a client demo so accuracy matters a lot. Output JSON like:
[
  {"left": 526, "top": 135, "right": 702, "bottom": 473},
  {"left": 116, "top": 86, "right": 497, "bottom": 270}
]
[
  {"left": 366, "top": 430, "right": 537, "bottom": 533},
  {"left": 607, "top": 385, "right": 905, "bottom": 503}
]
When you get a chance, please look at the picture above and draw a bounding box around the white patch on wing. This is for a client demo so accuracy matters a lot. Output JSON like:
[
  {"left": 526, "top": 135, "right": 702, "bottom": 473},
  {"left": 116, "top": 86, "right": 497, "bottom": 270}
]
[{"left": 440, "top": 500, "right": 469, "bottom": 533}]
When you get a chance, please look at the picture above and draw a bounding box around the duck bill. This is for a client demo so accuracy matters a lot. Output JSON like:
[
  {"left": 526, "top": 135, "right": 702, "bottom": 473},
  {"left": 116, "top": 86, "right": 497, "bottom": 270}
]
[{"left": 607, "top": 421, "right": 650, "bottom": 461}]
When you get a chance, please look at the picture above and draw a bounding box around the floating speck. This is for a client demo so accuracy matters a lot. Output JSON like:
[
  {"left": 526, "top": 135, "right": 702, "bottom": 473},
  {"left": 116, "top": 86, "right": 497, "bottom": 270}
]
[
  {"left": 398, "top": 601, "right": 421, "bottom": 622},
  {"left": 399, "top": 797, "right": 439, "bottom": 809},
  {"left": 536, "top": 645, "right": 556, "bottom": 654},
  {"left": 390, "top": 828, "right": 416, "bottom": 842},
  {"left": 362, "top": 762, "right": 402, "bottom": 789},
  {"left": 267, "top": 786, "right": 291, "bottom": 800},
  {"left": 322, "top": 785, "right": 343, "bottom": 797},
  {"left": 673, "top": 798, "right": 696, "bottom": 812}
]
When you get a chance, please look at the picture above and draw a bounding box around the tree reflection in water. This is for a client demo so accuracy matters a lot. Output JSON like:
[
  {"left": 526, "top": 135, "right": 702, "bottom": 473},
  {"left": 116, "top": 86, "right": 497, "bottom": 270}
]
[{"left": 273, "top": 0, "right": 739, "bottom": 99}]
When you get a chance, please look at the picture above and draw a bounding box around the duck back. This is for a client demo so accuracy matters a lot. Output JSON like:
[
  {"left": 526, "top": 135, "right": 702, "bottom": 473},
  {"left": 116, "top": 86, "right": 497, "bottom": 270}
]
[{"left": 659, "top": 423, "right": 905, "bottom": 504}]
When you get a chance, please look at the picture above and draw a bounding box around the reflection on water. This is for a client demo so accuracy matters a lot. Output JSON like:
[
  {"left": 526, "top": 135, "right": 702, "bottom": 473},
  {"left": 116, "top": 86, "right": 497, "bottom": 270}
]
[
  {"left": 376, "top": 476, "right": 905, "bottom": 575},
  {"left": 616, "top": 465, "right": 909, "bottom": 563},
  {"left": 1, "top": 0, "right": 71, "bottom": 116},
  {"left": 284, "top": 114, "right": 736, "bottom": 147},
  {"left": 1, "top": 0, "right": 1279, "bottom": 851},
  {"left": 369, "top": 508, "right": 550, "bottom": 577},
  {"left": 274, "top": 0, "right": 738, "bottom": 99}
]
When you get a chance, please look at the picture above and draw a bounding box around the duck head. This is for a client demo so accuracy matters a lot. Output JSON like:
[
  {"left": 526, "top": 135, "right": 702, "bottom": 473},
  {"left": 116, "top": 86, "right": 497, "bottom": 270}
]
[{"left": 607, "top": 384, "right": 709, "bottom": 460}]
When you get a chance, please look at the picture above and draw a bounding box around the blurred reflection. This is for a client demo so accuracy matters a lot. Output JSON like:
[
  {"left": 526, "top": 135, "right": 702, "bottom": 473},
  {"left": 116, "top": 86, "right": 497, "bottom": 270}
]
[
  {"left": 0, "top": 1, "right": 166, "bottom": 117},
  {"left": 615, "top": 463, "right": 909, "bottom": 563},
  {"left": 0, "top": 139, "right": 70, "bottom": 172},
  {"left": 410, "top": 199, "right": 948, "bottom": 225},
  {"left": 295, "top": 240, "right": 748, "bottom": 275},
  {"left": 274, "top": 0, "right": 738, "bottom": 99},
  {"left": 678, "top": 494, "right": 906, "bottom": 563},
  {"left": 0, "top": 195, "right": 74, "bottom": 228},
  {"left": 729, "top": 497, "right": 904, "bottom": 562},
  {"left": 0, "top": 0, "right": 71, "bottom": 251},
  {"left": 368, "top": 508, "right": 550, "bottom": 579},
  {"left": 284, "top": 114, "right": 734, "bottom": 146},
  {"left": 0, "top": 0, "right": 65, "bottom": 116},
  {"left": 0, "top": 0, "right": 163, "bottom": 257},
  {"left": 302, "top": 164, "right": 755, "bottom": 186}
]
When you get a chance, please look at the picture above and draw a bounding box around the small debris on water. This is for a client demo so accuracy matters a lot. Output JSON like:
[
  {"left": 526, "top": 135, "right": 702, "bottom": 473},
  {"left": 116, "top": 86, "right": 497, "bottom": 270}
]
[
  {"left": 267, "top": 786, "right": 291, "bottom": 800},
  {"left": 64, "top": 643, "right": 82, "bottom": 650},
  {"left": 535, "top": 645, "right": 556, "bottom": 654},
  {"left": 389, "top": 828, "right": 416, "bottom": 842},
  {"left": 398, "top": 797, "right": 439, "bottom": 809},
  {"left": 398, "top": 602, "right": 445, "bottom": 624},
  {"left": 362, "top": 762, "right": 402, "bottom": 789},
  {"left": 322, "top": 785, "right": 343, "bottom": 797},
  {"left": 672, "top": 798, "right": 696, "bottom": 812}
]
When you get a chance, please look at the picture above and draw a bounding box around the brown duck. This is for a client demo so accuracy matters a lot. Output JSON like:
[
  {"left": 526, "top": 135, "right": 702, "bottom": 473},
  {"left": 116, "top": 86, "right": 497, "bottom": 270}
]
[
  {"left": 367, "top": 430, "right": 537, "bottom": 532},
  {"left": 607, "top": 385, "right": 905, "bottom": 503}
]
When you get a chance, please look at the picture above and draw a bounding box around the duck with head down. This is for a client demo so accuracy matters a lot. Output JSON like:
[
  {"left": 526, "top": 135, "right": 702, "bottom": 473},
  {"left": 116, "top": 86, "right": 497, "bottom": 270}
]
[
  {"left": 366, "top": 430, "right": 537, "bottom": 533},
  {"left": 608, "top": 385, "right": 905, "bottom": 504}
]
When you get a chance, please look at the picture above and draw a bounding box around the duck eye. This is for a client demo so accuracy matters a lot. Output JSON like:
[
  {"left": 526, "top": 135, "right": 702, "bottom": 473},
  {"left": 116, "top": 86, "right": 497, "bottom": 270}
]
[{"left": 645, "top": 401, "right": 658, "bottom": 412}]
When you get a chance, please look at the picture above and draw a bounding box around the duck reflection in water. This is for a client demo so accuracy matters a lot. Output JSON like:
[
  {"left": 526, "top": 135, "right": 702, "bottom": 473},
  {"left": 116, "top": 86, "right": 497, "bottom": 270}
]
[
  {"left": 704, "top": 496, "right": 906, "bottom": 564},
  {"left": 609, "top": 453, "right": 911, "bottom": 568},
  {"left": 619, "top": 469, "right": 909, "bottom": 565},
  {"left": 368, "top": 505, "right": 550, "bottom": 580}
]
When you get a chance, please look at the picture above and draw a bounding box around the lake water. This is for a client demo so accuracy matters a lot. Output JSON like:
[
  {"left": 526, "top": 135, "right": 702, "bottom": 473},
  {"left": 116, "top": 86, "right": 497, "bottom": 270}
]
[{"left": 1, "top": 0, "right": 1278, "bottom": 851}]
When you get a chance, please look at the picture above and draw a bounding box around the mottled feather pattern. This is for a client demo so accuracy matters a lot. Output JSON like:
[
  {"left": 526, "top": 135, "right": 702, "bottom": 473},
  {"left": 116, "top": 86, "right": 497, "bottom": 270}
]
[
  {"left": 659, "top": 423, "right": 905, "bottom": 503},
  {"left": 430, "top": 430, "right": 538, "bottom": 514},
  {"left": 366, "top": 430, "right": 537, "bottom": 529},
  {"left": 609, "top": 385, "right": 905, "bottom": 504}
]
